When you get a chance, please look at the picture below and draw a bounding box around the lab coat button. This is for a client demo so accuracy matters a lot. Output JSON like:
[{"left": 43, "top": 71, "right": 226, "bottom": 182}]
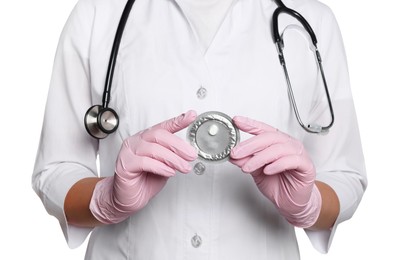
[
  {"left": 191, "top": 234, "right": 202, "bottom": 248},
  {"left": 194, "top": 162, "right": 206, "bottom": 175},
  {"left": 196, "top": 86, "right": 207, "bottom": 99}
]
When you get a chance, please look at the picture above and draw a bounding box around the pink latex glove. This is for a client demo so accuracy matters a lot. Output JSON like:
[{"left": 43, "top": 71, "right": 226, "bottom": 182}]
[
  {"left": 90, "top": 111, "right": 198, "bottom": 224},
  {"left": 229, "top": 116, "right": 321, "bottom": 228}
]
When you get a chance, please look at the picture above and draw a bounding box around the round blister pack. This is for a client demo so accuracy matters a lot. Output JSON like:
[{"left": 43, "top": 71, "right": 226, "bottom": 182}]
[{"left": 187, "top": 111, "right": 240, "bottom": 162}]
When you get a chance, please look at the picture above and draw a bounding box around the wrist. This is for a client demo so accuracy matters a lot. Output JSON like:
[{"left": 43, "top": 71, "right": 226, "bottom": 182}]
[
  {"left": 89, "top": 176, "right": 129, "bottom": 225},
  {"left": 64, "top": 177, "right": 105, "bottom": 227},
  {"left": 283, "top": 185, "right": 322, "bottom": 228}
]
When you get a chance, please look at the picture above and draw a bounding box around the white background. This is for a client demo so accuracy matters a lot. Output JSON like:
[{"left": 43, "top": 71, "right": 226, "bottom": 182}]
[{"left": 0, "top": 0, "right": 397, "bottom": 259}]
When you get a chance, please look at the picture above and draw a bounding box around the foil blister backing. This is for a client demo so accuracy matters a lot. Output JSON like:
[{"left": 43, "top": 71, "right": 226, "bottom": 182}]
[{"left": 187, "top": 111, "right": 240, "bottom": 162}]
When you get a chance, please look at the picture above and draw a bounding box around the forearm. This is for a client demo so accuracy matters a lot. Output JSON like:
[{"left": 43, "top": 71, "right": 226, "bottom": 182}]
[
  {"left": 308, "top": 181, "right": 340, "bottom": 230},
  {"left": 64, "top": 177, "right": 105, "bottom": 227}
]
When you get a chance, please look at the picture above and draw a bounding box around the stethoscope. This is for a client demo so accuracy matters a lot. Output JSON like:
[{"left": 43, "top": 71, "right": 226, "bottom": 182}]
[
  {"left": 84, "top": 0, "right": 135, "bottom": 139},
  {"left": 84, "top": 0, "right": 335, "bottom": 139}
]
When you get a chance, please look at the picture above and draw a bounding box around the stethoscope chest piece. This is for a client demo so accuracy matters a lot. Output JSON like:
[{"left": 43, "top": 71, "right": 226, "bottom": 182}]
[
  {"left": 187, "top": 111, "right": 240, "bottom": 162},
  {"left": 84, "top": 105, "right": 119, "bottom": 139}
]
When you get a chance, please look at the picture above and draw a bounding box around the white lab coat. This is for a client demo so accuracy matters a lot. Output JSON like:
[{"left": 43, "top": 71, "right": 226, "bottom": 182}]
[{"left": 32, "top": 0, "right": 367, "bottom": 259}]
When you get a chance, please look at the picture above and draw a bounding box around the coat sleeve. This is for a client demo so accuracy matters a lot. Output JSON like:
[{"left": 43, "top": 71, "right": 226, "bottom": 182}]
[
  {"left": 301, "top": 4, "right": 368, "bottom": 253},
  {"left": 32, "top": 0, "right": 99, "bottom": 249}
]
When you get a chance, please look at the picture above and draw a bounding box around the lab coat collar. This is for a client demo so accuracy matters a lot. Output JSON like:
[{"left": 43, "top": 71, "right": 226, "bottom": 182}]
[{"left": 172, "top": 0, "right": 241, "bottom": 10}]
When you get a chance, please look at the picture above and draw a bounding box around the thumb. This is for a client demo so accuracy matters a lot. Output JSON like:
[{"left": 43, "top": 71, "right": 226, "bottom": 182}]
[{"left": 156, "top": 110, "right": 197, "bottom": 133}]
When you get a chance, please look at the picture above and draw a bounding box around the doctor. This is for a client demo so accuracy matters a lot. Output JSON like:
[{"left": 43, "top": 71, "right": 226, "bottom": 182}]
[{"left": 32, "top": 0, "right": 367, "bottom": 259}]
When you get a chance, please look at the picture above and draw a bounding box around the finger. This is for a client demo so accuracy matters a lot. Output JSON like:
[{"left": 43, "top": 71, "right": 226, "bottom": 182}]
[
  {"left": 240, "top": 142, "right": 298, "bottom": 173},
  {"left": 263, "top": 155, "right": 315, "bottom": 178},
  {"left": 143, "top": 128, "right": 197, "bottom": 161},
  {"left": 233, "top": 116, "right": 278, "bottom": 135},
  {"left": 230, "top": 131, "right": 288, "bottom": 159},
  {"left": 136, "top": 142, "right": 193, "bottom": 174},
  {"left": 229, "top": 156, "right": 251, "bottom": 168},
  {"left": 154, "top": 110, "right": 197, "bottom": 133},
  {"left": 116, "top": 154, "right": 176, "bottom": 178}
]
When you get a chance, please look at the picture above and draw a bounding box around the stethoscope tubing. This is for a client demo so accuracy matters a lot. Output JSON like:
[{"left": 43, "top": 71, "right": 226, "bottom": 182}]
[
  {"left": 272, "top": 7, "right": 317, "bottom": 46},
  {"left": 272, "top": 1, "right": 334, "bottom": 133},
  {"left": 102, "top": 0, "right": 136, "bottom": 109}
]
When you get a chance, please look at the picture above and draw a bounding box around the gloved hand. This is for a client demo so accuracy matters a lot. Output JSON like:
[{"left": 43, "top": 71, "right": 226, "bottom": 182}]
[
  {"left": 90, "top": 110, "right": 198, "bottom": 224},
  {"left": 229, "top": 116, "right": 321, "bottom": 228}
]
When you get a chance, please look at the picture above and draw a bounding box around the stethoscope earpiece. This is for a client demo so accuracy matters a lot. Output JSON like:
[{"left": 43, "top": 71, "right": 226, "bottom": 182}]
[{"left": 84, "top": 105, "right": 119, "bottom": 139}]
